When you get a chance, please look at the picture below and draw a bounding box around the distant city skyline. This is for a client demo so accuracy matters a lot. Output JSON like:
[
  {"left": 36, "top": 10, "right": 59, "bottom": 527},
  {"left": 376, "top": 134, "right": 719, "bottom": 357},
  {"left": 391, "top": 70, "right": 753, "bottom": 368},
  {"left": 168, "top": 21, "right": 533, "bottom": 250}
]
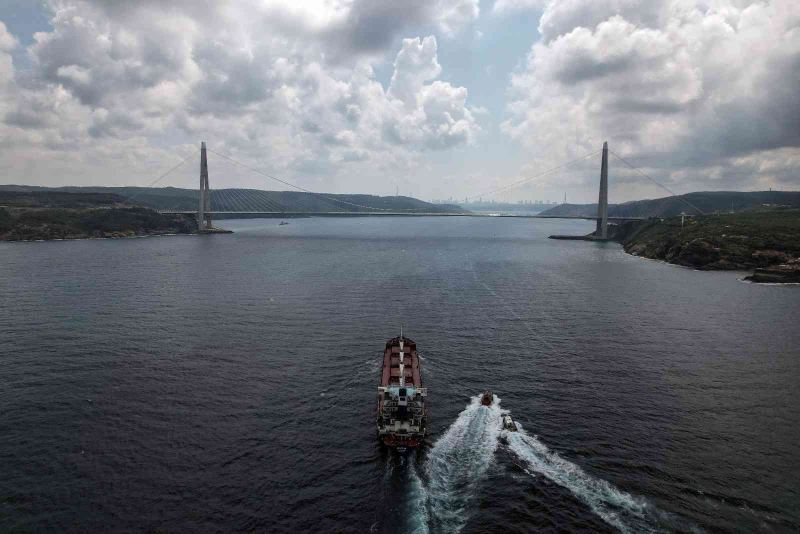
[
  {"left": 0, "top": 0, "right": 798, "bottom": 203},
  {"left": 434, "top": 198, "right": 560, "bottom": 206}
]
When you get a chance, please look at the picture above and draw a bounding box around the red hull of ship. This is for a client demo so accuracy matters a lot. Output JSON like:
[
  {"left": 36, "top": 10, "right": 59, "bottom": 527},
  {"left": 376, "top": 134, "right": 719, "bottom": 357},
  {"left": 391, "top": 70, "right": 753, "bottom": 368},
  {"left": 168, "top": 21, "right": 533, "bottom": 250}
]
[{"left": 376, "top": 335, "right": 427, "bottom": 450}]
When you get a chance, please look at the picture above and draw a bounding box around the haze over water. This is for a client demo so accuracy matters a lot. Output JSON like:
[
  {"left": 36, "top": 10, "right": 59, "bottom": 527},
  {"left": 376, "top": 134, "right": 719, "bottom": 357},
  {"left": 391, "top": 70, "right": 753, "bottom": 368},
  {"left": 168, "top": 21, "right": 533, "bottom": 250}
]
[{"left": 1, "top": 217, "right": 798, "bottom": 533}]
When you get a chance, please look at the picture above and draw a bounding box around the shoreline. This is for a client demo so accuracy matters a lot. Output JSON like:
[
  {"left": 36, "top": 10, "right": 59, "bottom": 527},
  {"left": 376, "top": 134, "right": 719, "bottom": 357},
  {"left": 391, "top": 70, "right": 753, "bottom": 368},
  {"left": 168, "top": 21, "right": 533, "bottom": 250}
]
[
  {"left": 623, "top": 247, "right": 800, "bottom": 284},
  {"left": 0, "top": 231, "right": 200, "bottom": 244},
  {"left": 611, "top": 211, "right": 800, "bottom": 284},
  {"left": 623, "top": 248, "right": 800, "bottom": 285},
  {"left": 0, "top": 205, "right": 201, "bottom": 243}
]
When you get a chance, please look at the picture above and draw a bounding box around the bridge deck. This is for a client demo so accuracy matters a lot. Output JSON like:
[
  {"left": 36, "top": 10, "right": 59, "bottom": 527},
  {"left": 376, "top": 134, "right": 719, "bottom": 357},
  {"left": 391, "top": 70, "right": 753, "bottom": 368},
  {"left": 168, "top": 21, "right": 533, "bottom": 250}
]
[{"left": 160, "top": 210, "right": 645, "bottom": 221}]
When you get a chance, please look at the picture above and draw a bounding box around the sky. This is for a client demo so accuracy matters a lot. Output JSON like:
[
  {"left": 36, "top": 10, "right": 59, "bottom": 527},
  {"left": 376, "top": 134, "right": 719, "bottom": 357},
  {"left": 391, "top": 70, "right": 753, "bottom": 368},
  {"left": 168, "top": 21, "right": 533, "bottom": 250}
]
[{"left": 0, "top": 0, "right": 798, "bottom": 203}]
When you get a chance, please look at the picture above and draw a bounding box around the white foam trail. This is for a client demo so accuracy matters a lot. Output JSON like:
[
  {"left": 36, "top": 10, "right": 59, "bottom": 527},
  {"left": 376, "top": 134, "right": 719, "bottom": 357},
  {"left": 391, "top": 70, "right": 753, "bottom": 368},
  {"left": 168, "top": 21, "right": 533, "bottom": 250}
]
[
  {"left": 421, "top": 395, "right": 504, "bottom": 533},
  {"left": 406, "top": 458, "right": 430, "bottom": 534},
  {"left": 506, "top": 424, "right": 657, "bottom": 533}
]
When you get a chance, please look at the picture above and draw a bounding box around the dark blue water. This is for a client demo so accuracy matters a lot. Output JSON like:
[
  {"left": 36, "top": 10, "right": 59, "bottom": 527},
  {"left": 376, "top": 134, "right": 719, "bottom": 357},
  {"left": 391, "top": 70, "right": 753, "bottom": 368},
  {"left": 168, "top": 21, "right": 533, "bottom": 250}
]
[{"left": 1, "top": 217, "right": 798, "bottom": 533}]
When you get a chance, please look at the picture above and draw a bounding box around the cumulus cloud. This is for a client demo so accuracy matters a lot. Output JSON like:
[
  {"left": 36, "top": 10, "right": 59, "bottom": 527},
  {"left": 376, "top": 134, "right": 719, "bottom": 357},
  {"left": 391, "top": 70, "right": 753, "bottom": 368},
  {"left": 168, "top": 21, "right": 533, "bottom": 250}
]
[
  {"left": 31, "top": 6, "right": 196, "bottom": 105},
  {"left": 436, "top": 0, "right": 480, "bottom": 37},
  {"left": 388, "top": 36, "right": 443, "bottom": 106},
  {"left": 3, "top": 0, "right": 796, "bottom": 199},
  {"left": 0, "top": 0, "right": 480, "bottom": 191},
  {"left": 0, "top": 22, "right": 16, "bottom": 94},
  {"left": 267, "top": 0, "right": 477, "bottom": 56},
  {"left": 0, "top": 20, "right": 16, "bottom": 50},
  {"left": 537, "top": 0, "right": 667, "bottom": 42},
  {"left": 503, "top": 0, "right": 800, "bottom": 194},
  {"left": 385, "top": 37, "right": 478, "bottom": 148}
]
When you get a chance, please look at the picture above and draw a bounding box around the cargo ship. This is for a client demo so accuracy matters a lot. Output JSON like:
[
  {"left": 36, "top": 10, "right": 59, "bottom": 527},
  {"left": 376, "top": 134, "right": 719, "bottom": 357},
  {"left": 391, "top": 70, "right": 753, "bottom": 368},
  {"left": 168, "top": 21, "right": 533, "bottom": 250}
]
[{"left": 376, "top": 334, "right": 427, "bottom": 451}]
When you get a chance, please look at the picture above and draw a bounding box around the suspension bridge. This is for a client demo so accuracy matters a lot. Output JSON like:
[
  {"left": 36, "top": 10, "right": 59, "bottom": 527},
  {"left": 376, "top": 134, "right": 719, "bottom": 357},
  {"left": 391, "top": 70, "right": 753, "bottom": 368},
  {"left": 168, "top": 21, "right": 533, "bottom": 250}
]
[{"left": 157, "top": 141, "right": 682, "bottom": 236}]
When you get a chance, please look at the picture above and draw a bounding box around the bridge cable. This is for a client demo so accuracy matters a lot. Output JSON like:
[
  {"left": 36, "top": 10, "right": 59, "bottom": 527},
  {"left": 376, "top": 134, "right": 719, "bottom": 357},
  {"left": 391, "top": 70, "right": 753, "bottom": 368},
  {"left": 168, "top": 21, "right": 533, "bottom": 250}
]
[
  {"left": 124, "top": 155, "right": 191, "bottom": 208},
  {"left": 608, "top": 149, "right": 704, "bottom": 215},
  {"left": 464, "top": 149, "right": 601, "bottom": 203},
  {"left": 206, "top": 147, "right": 431, "bottom": 213}
]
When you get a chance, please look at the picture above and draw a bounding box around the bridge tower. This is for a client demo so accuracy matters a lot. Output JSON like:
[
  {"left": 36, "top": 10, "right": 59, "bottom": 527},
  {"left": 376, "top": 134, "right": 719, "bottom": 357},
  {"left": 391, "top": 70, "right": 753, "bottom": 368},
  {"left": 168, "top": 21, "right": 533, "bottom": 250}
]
[
  {"left": 595, "top": 141, "right": 609, "bottom": 239},
  {"left": 198, "top": 141, "right": 211, "bottom": 231}
]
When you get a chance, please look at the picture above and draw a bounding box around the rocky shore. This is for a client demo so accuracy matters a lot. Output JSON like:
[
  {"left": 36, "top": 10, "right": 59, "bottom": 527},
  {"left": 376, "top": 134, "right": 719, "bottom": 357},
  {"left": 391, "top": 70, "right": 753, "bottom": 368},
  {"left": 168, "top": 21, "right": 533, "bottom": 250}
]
[
  {"left": 0, "top": 206, "right": 198, "bottom": 241},
  {"left": 611, "top": 209, "right": 800, "bottom": 283},
  {"left": 745, "top": 259, "right": 800, "bottom": 283}
]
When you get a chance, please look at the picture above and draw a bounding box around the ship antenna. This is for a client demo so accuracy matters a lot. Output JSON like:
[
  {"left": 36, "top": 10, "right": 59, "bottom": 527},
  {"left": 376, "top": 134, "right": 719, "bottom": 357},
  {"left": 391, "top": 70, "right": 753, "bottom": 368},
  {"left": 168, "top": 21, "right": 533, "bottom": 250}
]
[{"left": 400, "top": 324, "right": 403, "bottom": 340}]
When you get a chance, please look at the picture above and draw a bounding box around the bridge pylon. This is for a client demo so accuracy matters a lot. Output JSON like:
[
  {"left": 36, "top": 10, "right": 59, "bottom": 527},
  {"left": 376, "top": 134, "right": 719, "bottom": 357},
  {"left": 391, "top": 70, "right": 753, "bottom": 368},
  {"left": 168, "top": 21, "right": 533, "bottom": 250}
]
[
  {"left": 198, "top": 141, "right": 212, "bottom": 231},
  {"left": 595, "top": 141, "right": 609, "bottom": 239}
]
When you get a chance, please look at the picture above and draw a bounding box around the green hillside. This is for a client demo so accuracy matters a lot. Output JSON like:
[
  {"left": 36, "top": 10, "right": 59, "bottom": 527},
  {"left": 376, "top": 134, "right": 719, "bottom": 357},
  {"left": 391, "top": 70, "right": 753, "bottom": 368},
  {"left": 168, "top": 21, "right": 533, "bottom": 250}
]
[
  {"left": 0, "top": 185, "right": 465, "bottom": 214},
  {"left": 541, "top": 191, "right": 800, "bottom": 218},
  {"left": 0, "top": 190, "right": 128, "bottom": 208},
  {"left": 610, "top": 209, "right": 800, "bottom": 282}
]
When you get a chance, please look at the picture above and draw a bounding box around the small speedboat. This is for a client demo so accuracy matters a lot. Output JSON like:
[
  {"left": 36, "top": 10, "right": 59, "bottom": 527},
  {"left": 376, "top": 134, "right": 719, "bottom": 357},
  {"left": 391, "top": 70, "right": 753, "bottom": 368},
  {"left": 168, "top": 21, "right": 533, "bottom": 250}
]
[
  {"left": 501, "top": 414, "right": 517, "bottom": 432},
  {"left": 481, "top": 390, "right": 493, "bottom": 406},
  {"left": 279, "top": 221, "right": 290, "bottom": 226}
]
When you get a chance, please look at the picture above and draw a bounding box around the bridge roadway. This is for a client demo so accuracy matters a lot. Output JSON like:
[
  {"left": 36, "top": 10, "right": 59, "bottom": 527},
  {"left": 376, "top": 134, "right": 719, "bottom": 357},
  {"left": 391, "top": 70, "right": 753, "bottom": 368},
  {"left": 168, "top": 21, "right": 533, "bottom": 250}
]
[{"left": 160, "top": 210, "right": 646, "bottom": 221}]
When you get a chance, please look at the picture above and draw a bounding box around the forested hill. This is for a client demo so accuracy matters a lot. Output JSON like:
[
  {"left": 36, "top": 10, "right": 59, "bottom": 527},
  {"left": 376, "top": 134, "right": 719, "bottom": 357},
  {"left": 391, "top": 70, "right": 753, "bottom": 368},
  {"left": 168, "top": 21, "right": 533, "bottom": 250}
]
[
  {"left": 540, "top": 191, "right": 800, "bottom": 218},
  {"left": 0, "top": 185, "right": 465, "bottom": 214}
]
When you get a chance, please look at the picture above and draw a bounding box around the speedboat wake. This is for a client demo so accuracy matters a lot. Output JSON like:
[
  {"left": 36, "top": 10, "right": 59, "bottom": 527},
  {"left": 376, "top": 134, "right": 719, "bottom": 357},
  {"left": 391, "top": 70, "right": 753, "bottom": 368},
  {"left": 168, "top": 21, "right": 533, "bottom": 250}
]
[
  {"left": 398, "top": 396, "right": 672, "bottom": 533},
  {"left": 504, "top": 423, "right": 661, "bottom": 533}
]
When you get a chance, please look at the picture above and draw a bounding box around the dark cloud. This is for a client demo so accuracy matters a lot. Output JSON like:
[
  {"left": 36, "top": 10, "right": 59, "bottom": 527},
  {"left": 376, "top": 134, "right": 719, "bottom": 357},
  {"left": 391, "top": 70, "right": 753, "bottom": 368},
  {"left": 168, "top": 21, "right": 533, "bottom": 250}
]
[
  {"left": 505, "top": 0, "right": 800, "bottom": 191},
  {"left": 88, "top": 110, "right": 145, "bottom": 138},
  {"left": 31, "top": 2, "right": 193, "bottom": 107},
  {"left": 553, "top": 52, "right": 635, "bottom": 84},
  {"left": 188, "top": 42, "right": 276, "bottom": 116},
  {"left": 612, "top": 98, "right": 683, "bottom": 114},
  {"left": 0, "top": 0, "right": 481, "bottom": 195},
  {"left": 5, "top": 108, "right": 49, "bottom": 128},
  {"left": 679, "top": 48, "right": 800, "bottom": 163},
  {"left": 538, "top": 0, "right": 667, "bottom": 42},
  {"left": 326, "top": 0, "right": 433, "bottom": 54}
]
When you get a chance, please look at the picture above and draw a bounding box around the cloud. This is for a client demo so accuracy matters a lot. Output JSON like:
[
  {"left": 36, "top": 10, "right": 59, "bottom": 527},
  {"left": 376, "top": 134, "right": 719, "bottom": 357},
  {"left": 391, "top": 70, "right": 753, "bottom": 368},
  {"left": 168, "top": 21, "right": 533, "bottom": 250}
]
[
  {"left": 503, "top": 0, "right": 800, "bottom": 193},
  {"left": 320, "top": 0, "right": 432, "bottom": 55},
  {"left": 31, "top": 2, "right": 199, "bottom": 107},
  {"left": 0, "top": 2, "right": 480, "bottom": 192},
  {"left": 3, "top": 0, "right": 796, "bottom": 200},
  {"left": 262, "top": 0, "right": 478, "bottom": 57},
  {"left": 388, "top": 36, "right": 443, "bottom": 106},
  {"left": 537, "top": 0, "right": 667, "bottom": 42},
  {"left": 0, "top": 22, "right": 17, "bottom": 93},
  {"left": 385, "top": 37, "right": 479, "bottom": 148},
  {"left": 0, "top": 20, "right": 17, "bottom": 51},
  {"left": 436, "top": 0, "right": 480, "bottom": 37}
]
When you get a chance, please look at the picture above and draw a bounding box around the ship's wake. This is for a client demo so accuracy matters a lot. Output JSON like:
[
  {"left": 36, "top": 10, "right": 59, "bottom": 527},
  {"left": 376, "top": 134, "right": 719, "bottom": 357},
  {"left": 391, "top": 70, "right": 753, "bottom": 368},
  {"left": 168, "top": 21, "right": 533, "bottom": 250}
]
[
  {"left": 504, "top": 423, "right": 662, "bottom": 533},
  {"left": 411, "top": 394, "right": 503, "bottom": 534},
  {"left": 398, "top": 396, "right": 669, "bottom": 534},
  {"left": 405, "top": 458, "right": 430, "bottom": 534}
]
